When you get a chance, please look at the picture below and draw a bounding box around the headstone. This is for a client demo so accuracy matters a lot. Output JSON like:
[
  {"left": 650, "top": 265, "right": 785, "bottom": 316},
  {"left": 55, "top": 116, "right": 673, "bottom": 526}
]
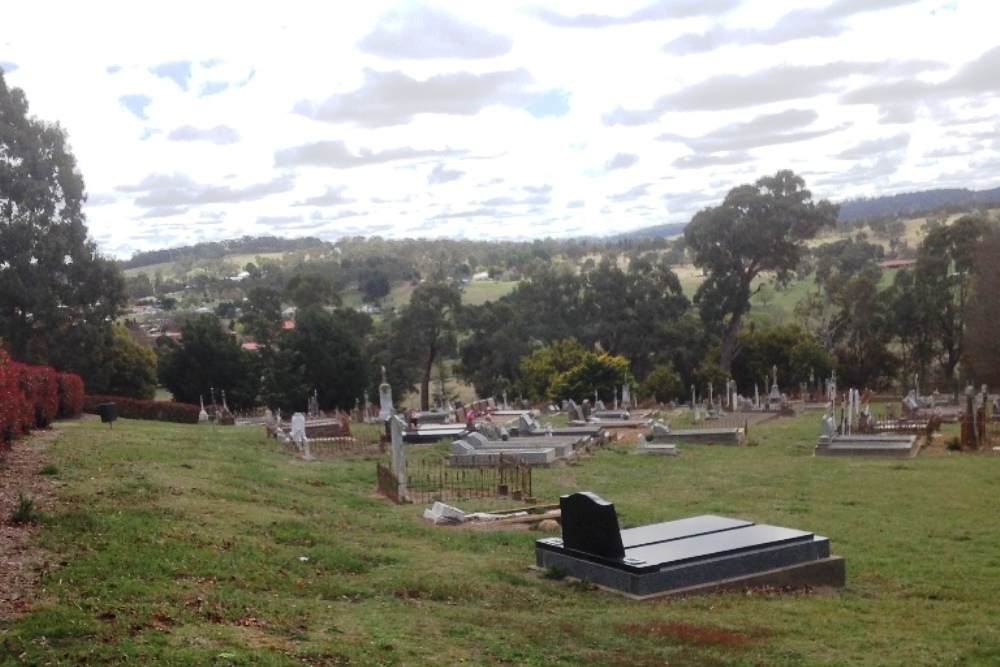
[
  {"left": 390, "top": 415, "right": 407, "bottom": 502},
  {"left": 308, "top": 391, "right": 319, "bottom": 418},
  {"left": 652, "top": 422, "right": 670, "bottom": 437},
  {"left": 621, "top": 383, "right": 632, "bottom": 410},
  {"left": 291, "top": 412, "right": 307, "bottom": 450},
  {"left": 582, "top": 399, "right": 592, "bottom": 420},
  {"left": 595, "top": 400, "right": 606, "bottom": 411},
  {"left": 559, "top": 492, "right": 625, "bottom": 559},
  {"left": 518, "top": 414, "right": 536, "bottom": 434},
  {"left": 378, "top": 367, "right": 393, "bottom": 421}
]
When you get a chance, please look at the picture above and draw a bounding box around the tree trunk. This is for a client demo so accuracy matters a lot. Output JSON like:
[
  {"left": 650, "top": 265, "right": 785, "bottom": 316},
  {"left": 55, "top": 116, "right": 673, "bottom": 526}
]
[{"left": 420, "top": 339, "right": 437, "bottom": 412}]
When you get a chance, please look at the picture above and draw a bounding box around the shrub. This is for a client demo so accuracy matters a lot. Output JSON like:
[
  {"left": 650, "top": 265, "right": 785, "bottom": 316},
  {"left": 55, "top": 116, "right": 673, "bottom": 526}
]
[
  {"left": 57, "top": 373, "right": 86, "bottom": 419},
  {"left": 83, "top": 395, "right": 201, "bottom": 424},
  {"left": 10, "top": 493, "right": 39, "bottom": 524}
]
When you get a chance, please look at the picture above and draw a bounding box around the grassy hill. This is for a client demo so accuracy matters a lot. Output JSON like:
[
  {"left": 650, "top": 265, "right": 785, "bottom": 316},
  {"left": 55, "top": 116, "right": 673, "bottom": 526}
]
[{"left": 3, "top": 414, "right": 998, "bottom": 665}]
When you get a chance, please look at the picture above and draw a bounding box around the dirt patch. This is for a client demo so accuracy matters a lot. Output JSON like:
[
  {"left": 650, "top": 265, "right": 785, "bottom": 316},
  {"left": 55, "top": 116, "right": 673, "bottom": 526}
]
[{"left": 0, "top": 429, "right": 59, "bottom": 621}]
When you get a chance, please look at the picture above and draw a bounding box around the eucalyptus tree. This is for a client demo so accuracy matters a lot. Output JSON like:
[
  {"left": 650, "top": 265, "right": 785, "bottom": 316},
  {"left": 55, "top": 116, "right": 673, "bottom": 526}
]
[{"left": 684, "top": 170, "right": 838, "bottom": 371}]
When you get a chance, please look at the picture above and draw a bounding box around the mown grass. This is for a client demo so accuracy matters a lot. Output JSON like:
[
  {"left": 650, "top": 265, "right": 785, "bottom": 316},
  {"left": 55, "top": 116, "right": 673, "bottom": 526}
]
[{"left": 3, "top": 415, "right": 1000, "bottom": 665}]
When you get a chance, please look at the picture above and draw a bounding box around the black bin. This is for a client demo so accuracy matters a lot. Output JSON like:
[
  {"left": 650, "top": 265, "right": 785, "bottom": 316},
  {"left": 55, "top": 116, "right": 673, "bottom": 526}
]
[{"left": 98, "top": 402, "right": 118, "bottom": 424}]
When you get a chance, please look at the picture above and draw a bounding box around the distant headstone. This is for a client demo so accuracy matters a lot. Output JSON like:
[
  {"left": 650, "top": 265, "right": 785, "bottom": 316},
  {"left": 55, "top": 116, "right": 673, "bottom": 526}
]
[
  {"left": 652, "top": 422, "right": 670, "bottom": 437},
  {"left": 291, "top": 413, "right": 307, "bottom": 450}
]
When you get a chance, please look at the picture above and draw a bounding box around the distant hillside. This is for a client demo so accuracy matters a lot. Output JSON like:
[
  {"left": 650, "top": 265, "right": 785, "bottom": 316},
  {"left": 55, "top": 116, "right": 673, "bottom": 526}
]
[
  {"left": 837, "top": 186, "right": 1000, "bottom": 222},
  {"left": 610, "top": 185, "right": 1000, "bottom": 241},
  {"left": 608, "top": 222, "right": 687, "bottom": 242},
  {"left": 120, "top": 236, "right": 329, "bottom": 270}
]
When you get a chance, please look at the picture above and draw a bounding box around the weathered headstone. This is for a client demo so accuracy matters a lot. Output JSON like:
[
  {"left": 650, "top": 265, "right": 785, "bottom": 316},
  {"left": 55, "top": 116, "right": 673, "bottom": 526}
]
[
  {"left": 390, "top": 415, "right": 407, "bottom": 502},
  {"left": 378, "top": 367, "right": 393, "bottom": 421},
  {"left": 291, "top": 412, "right": 307, "bottom": 450}
]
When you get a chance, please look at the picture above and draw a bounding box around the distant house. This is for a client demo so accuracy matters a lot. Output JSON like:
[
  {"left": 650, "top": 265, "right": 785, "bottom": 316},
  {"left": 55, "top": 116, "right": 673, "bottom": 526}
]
[
  {"left": 282, "top": 320, "right": 295, "bottom": 331},
  {"left": 879, "top": 259, "right": 916, "bottom": 269},
  {"left": 241, "top": 342, "right": 261, "bottom": 351},
  {"left": 472, "top": 271, "right": 490, "bottom": 281}
]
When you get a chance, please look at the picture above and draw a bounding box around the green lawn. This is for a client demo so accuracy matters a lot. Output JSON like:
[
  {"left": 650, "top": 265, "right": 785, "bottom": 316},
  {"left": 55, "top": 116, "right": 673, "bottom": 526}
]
[{"left": 3, "top": 415, "right": 1000, "bottom": 665}]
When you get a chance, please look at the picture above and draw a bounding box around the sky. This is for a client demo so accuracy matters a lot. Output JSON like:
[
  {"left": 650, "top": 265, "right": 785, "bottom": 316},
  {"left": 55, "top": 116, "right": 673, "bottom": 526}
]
[{"left": 2, "top": 0, "right": 999, "bottom": 259}]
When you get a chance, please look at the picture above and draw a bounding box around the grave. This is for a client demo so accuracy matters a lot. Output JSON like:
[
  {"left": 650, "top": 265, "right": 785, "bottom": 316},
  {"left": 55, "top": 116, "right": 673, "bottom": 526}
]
[
  {"left": 461, "top": 431, "right": 578, "bottom": 459},
  {"left": 536, "top": 492, "right": 844, "bottom": 598},
  {"left": 450, "top": 439, "right": 557, "bottom": 466},
  {"left": 663, "top": 428, "right": 745, "bottom": 445},
  {"left": 815, "top": 434, "right": 920, "bottom": 457},
  {"left": 636, "top": 434, "right": 678, "bottom": 456},
  {"left": 518, "top": 413, "right": 606, "bottom": 438}
]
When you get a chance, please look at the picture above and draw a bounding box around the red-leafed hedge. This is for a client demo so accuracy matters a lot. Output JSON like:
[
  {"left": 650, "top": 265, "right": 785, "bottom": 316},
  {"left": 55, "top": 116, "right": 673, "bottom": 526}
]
[
  {"left": 57, "top": 372, "right": 86, "bottom": 419},
  {"left": 1, "top": 351, "right": 68, "bottom": 444},
  {"left": 21, "top": 364, "right": 59, "bottom": 430},
  {"left": 83, "top": 395, "right": 200, "bottom": 424}
]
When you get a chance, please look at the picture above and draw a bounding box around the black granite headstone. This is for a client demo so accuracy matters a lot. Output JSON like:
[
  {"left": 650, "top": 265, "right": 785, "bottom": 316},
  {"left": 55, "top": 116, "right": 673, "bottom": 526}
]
[{"left": 560, "top": 491, "right": 625, "bottom": 559}]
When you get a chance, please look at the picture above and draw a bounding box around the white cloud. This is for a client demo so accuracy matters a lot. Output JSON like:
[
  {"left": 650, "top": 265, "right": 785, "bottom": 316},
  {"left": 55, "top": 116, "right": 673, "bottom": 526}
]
[{"left": 0, "top": 0, "right": 997, "bottom": 257}]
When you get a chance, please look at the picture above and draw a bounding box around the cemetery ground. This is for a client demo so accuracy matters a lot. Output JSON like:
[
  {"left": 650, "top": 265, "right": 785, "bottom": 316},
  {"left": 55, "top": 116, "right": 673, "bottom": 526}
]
[{"left": 2, "top": 414, "right": 999, "bottom": 666}]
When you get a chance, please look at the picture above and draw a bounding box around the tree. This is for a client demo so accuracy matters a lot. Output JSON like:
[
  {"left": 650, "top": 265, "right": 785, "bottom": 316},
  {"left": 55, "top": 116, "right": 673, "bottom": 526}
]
[
  {"left": 910, "top": 215, "right": 986, "bottom": 383},
  {"left": 157, "top": 314, "right": 260, "bottom": 409},
  {"left": 94, "top": 324, "right": 158, "bottom": 399},
  {"left": 0, "top": 71, "right": 127, "bottom": 379},
  {"left": 238, "top": 286, "right": 283, "bottom": 345},
  {"left": 640, "top": 364, "right": 684, "bottom": 404},
  {"left": 965, "top": 224, "right": 1000, "bottom": 386},
  {"left": 580, "top": 255, "right": 689, "bottom": 378},
  {"left": 394, "top": 282, "right": 462, "bottom": 411},
  {"left": 283, "top": 272, "right": 340, "bottom": 310},
  {"left": 548, "top": 352, "right": 631, "bottom": 404},
  {"left": 266, "top": 308, "right": 367, "bottom": 412},
  {"left": 684, "top": 170, "right": 838, "bottom": 371},
  {"left": 518, "top": 337, "right": 590, "bottom": 402}
]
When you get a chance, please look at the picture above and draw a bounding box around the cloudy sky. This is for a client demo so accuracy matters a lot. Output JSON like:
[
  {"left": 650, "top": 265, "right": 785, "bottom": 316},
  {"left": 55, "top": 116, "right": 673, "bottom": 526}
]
[{"left": 3, "top": 0, "right": 998, "bottom": 258}]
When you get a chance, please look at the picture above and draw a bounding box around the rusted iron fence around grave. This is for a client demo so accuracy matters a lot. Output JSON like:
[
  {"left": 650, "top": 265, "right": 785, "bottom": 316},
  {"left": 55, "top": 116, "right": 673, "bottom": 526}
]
[{"left": 377, "top": 455, "right": 532, "bottom": 504}]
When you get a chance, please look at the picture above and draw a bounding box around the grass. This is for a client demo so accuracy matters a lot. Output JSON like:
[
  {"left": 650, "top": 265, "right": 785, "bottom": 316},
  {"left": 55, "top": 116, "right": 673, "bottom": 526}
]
[{"left": 3, "top": 415, "right": 1000, "bottom": 665}]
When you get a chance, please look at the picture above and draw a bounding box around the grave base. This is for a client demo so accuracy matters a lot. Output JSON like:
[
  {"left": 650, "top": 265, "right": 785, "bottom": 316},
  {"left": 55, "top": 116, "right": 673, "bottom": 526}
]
[{"left": 534, "top": 555, "right": 845, "bottom": 600}]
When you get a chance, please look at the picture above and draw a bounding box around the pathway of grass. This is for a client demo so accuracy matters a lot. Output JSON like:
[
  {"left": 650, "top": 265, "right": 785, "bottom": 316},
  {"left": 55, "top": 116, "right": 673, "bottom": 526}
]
[{"left": 2, "top": 415, "right": 999, "bottom": 665}]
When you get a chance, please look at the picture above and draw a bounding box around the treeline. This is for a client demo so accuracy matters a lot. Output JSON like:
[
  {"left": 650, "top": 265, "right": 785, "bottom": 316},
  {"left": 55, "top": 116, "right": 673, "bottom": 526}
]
[
  {"left": 838, "top": 187, "right": 1000, "bottom": 223},
  {"left": 119, "top": 236, "right": 330, "bottom": 270}
]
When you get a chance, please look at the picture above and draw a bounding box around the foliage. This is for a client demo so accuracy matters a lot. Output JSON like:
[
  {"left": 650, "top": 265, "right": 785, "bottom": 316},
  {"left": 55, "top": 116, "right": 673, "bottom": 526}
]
[
  {"left": 263, "top": 307, "right": 367, "bottom": 413},
  {"left": 9, "top": 492, "right": 39, "bottom": 524},
  {"left": 88, "top": 323, "right": 158, "bottom": 399},
  {"left": 639, "top": 363, "right": 684, "bottom": 403},
  {"left": 517, "top": 338, "right": 590, "bottom": 402},
  {"left": 392, "top": 282, "right": 462, "bottom": 411},
  {"left": 0, "top": 71, "right": 127, "bottom": 380},
  {"left": 56, "top": 372, "right": 85, "bottom": 419},
  {"left": 20, "top": 364, "right": 59, "bottom": 430},
  {"left": 730, "top": 323, "right": 834, "bottom": 392},
  {"left": 547, "top": 351, "right": 631, "bottom": 403},
  {"left": 157, "top": 314, "right": 260, "bottom": 410},
  {"left": 579, "top": 255, "right": 690, "bottom": 378},
  {"left": 684, "top": 170, "right": 838, "bottom": 371},
  {"left": 965, "top": 222, "right": 1000, "bottom": 386},
  {"left": 82, "top": 394, "right": 200, "bottom": 424}
]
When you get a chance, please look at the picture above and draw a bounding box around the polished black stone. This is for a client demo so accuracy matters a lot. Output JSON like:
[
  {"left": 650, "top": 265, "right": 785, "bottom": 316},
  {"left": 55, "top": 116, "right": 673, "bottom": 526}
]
[
  {"left": 537, "top": 492, "right": 842, "bottom": 596},
  {"left": 559, "top": 492, "right": 624, "bottom": 559},
  {"left": 621, "top": 515, "right": 751, "bottom": 549}
]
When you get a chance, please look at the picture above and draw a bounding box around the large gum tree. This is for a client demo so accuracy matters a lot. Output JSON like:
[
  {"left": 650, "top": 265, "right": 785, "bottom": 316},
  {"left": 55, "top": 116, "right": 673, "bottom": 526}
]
[{"left": 684, "top": 170, "right": 838, "bottom": 372}]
